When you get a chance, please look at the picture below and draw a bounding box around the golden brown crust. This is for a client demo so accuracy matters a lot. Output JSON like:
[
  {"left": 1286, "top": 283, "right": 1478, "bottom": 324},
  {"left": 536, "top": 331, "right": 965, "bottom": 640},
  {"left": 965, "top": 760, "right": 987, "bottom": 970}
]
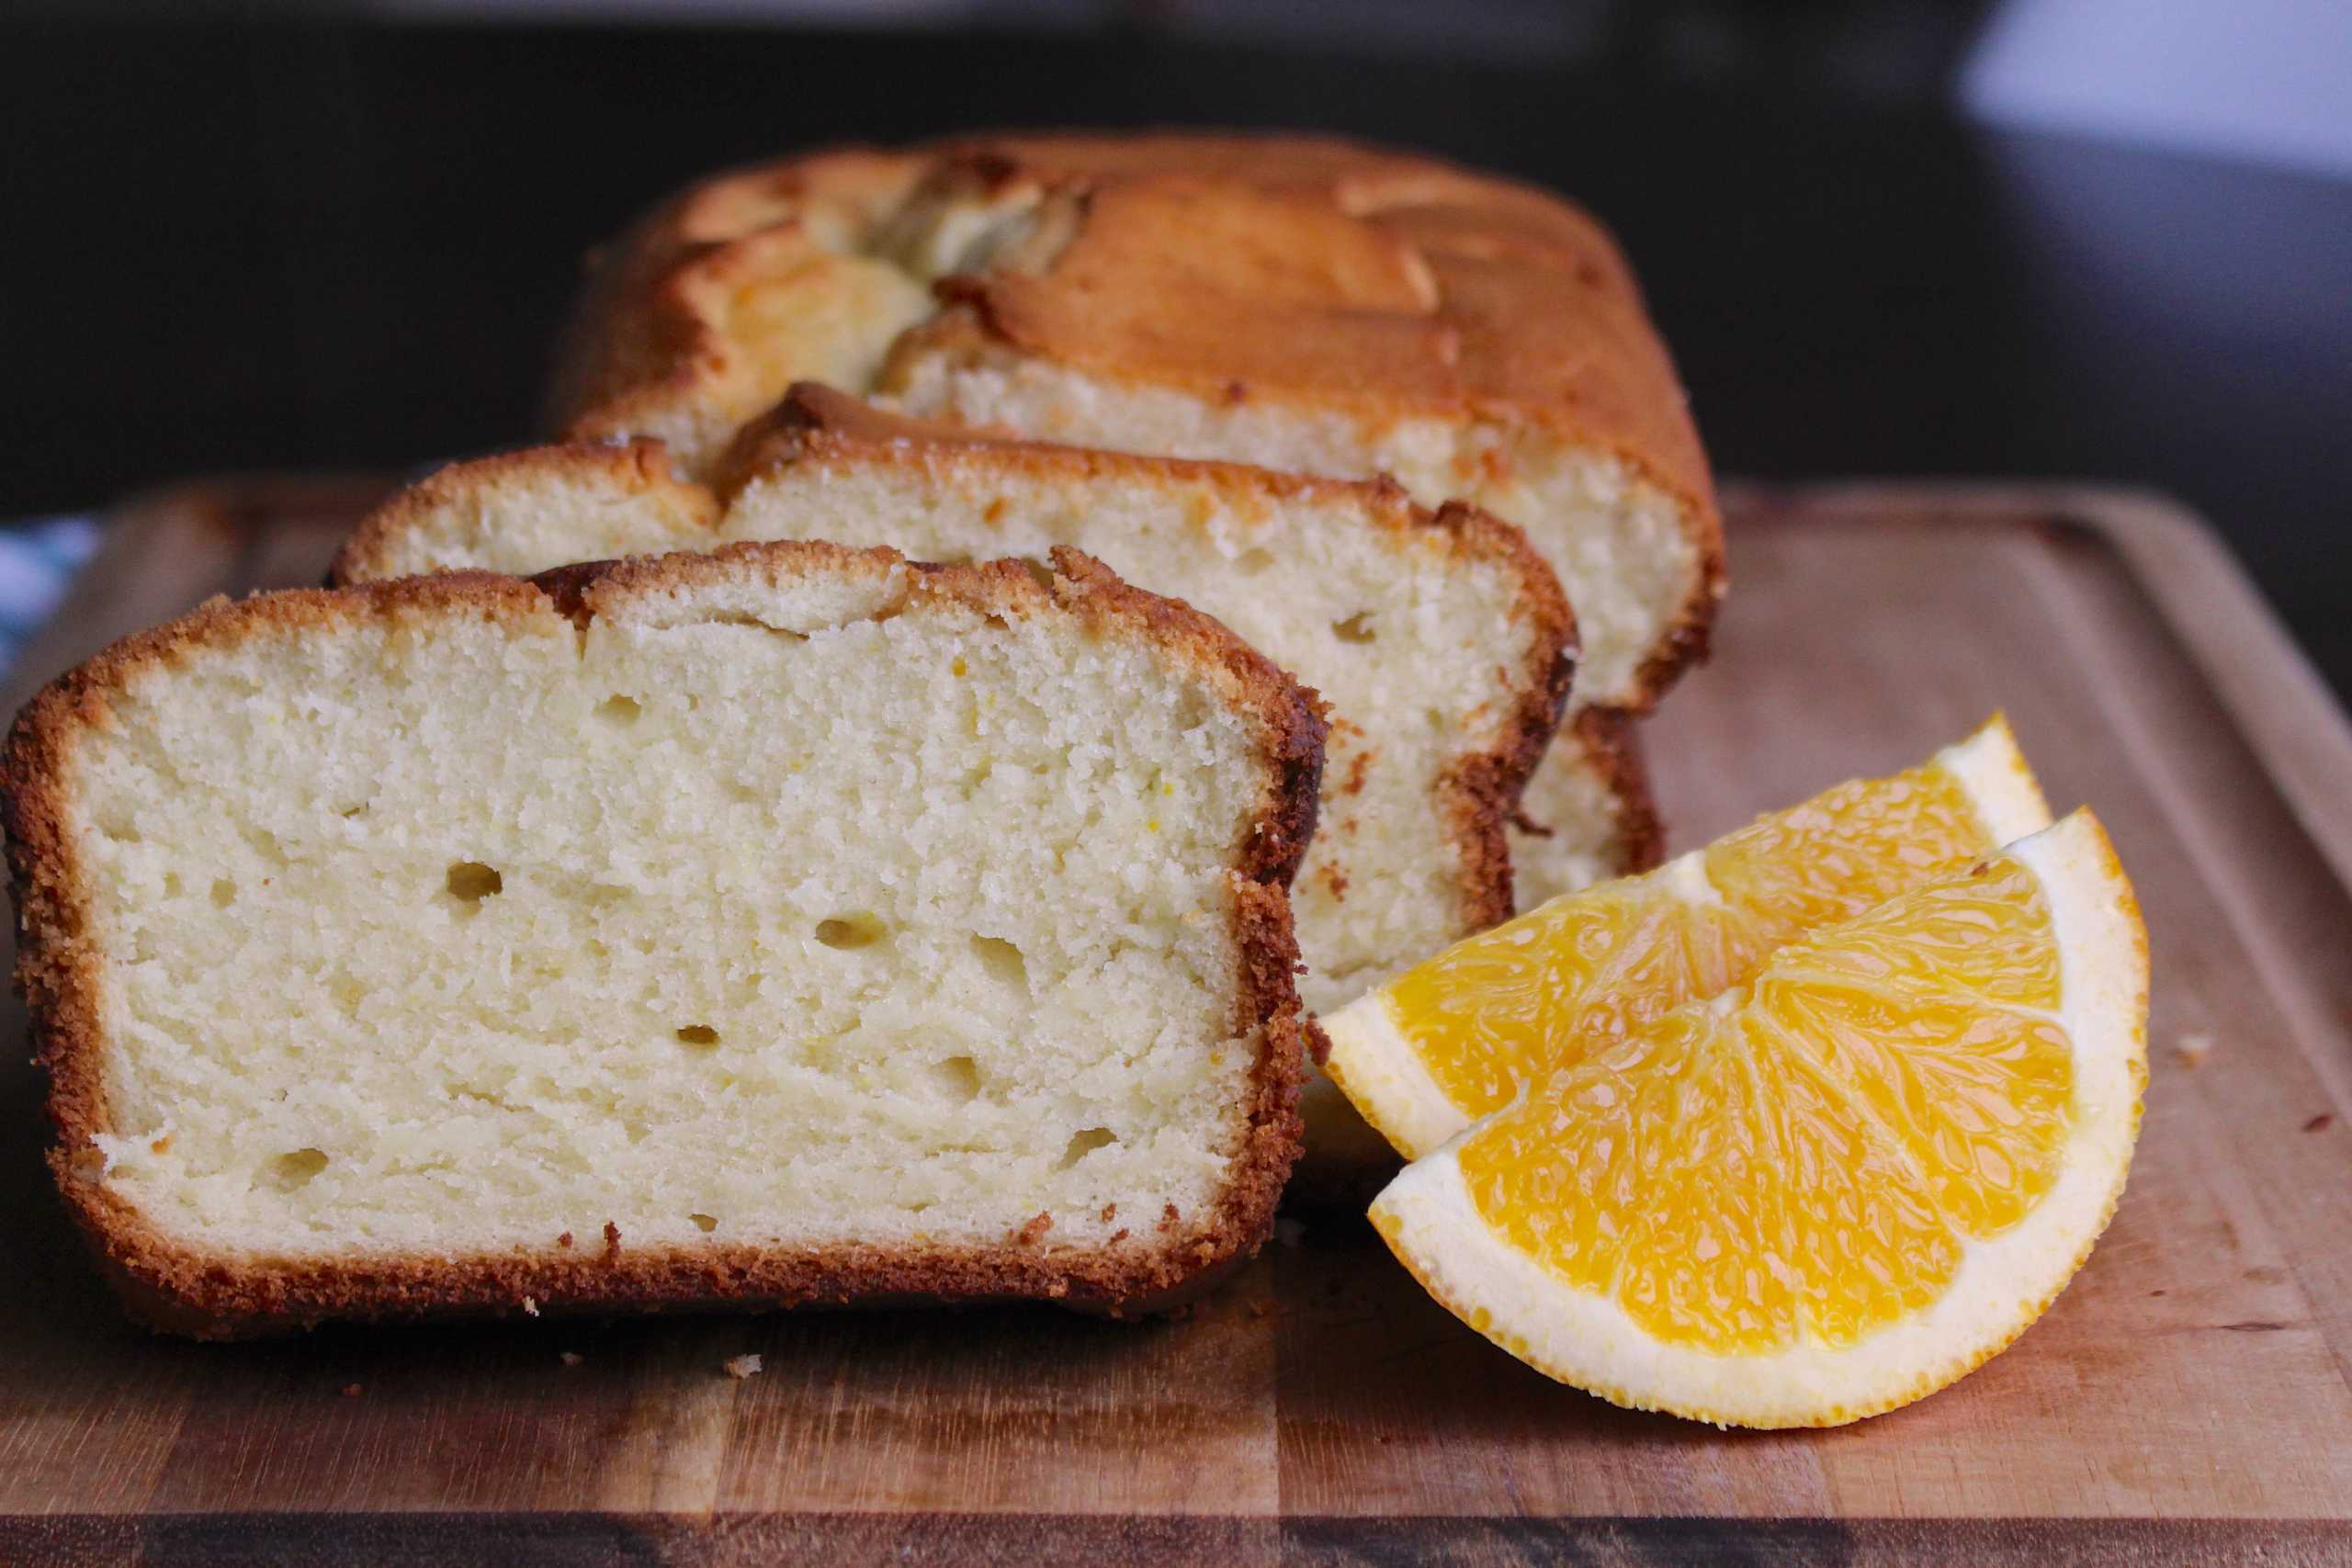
[
  {"left": 915, "top": 133, "right": 1713, "bottom": 507},
  {"left": 542, "top": 131, "right": 1722, "bottom": 710},
  {"left": 1577, "top": 708, "right": 1665, "bottom": 879},
  {"left": 543, "top": 147, "right": 932, "bottom": 442},
  {"left": 555, "top": 132, "right": 1713, "bottom": 509},
  {"left": 1499, "top": 707, "right": 1659, "bottom": 883},
  {"left": 2, "top": 543, "right": 1321, "bottom": 1337}
]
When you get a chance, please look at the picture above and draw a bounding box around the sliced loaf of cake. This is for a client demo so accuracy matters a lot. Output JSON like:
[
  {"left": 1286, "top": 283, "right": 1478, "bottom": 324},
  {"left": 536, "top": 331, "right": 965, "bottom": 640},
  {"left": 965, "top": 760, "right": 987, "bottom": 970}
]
[
  {"left": 540, "top": 131, "right": 1724, "bottom": 906},
  {"left": 6, "top": 541, "right": 1320, "bottom": 1335},
  {"left": 339, "top": 389, "right": 1608, "bottom": 1018}
]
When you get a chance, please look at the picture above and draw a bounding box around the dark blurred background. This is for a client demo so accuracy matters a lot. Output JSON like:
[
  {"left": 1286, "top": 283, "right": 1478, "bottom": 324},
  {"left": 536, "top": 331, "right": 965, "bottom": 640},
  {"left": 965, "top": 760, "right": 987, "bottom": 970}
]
[{"left": 3, "top": 0, "right": 2347, "bottom": 690}]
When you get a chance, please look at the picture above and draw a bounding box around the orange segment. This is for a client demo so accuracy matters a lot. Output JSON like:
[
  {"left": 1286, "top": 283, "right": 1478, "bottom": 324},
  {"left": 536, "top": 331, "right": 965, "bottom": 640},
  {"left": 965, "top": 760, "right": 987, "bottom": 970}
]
[
  {"left": 1761, "top": 858, "right": 2073, "bottom": 1235},
  {"left": 1456, "top": 854, "right": 2068, "bottom": 1355},
  {"left": 1702, "top": 757, "right": 1998, "bottom": 931},
  {"left": 1328, "top": 716, "right": 2051, "bottom": 1159},
  {"left": 1371, "top": 811, "right": 2148, "bottom": 1427}
]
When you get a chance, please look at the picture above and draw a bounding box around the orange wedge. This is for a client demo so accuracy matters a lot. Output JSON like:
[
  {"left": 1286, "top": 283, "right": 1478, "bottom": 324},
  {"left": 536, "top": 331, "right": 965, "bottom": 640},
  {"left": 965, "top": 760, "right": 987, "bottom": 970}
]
[
  {"left": 1370, "top": 810, "right": 2147, "bottom": 1427},
  {"left": 1325, "top": 716, "right": 2051, "bottom": 1160}
]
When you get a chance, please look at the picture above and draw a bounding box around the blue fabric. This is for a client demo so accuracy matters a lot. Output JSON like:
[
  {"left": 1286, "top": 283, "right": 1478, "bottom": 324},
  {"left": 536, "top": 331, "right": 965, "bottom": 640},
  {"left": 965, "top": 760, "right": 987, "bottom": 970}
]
[{"left": 0, "top": 516, "right": 101, "bottom": 676}]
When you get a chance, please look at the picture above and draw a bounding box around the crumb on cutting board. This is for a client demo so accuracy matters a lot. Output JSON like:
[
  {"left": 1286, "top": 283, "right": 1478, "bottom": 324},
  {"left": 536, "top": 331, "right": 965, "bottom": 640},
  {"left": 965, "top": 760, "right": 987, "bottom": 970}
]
[
  {"left": 2176, "top": 1033, "right": 2213, "bottom": 1069},
  {"left": 724, "top": 1354, "right": 763, "bottom": 1380},
  {"left": 560, "top": 1351, "right": 583, "bottom": 1367}
]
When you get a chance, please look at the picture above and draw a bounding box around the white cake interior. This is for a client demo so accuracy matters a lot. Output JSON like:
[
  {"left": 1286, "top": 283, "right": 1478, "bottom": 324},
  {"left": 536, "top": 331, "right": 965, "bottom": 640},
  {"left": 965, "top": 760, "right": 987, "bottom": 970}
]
[{"left": 64, "top": 564, "right": 1272, "bottom": 1258}]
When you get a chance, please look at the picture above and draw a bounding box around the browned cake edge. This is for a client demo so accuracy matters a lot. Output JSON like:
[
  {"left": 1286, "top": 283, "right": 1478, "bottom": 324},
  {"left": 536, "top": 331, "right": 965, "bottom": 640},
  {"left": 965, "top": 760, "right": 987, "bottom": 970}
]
[
  {"left": 1567, "top": 706, "right": 1665, "bottom": 879},
  {"left": 1, "top": 541, "right": 1324, "bottom": 1337}
]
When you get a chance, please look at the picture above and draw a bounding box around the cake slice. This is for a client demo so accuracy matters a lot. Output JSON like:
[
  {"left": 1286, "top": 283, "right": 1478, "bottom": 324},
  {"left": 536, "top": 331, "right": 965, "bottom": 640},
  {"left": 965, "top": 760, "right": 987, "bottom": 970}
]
[
  {"left": 540, "top": 131, "right": 1725, "bottom": 906},
  {"left": 5, "top": 540, "right": 1320, "bottom": 1335},
  {"left": 338, "top": 388, "right": 1605, "bottom": 1019}
]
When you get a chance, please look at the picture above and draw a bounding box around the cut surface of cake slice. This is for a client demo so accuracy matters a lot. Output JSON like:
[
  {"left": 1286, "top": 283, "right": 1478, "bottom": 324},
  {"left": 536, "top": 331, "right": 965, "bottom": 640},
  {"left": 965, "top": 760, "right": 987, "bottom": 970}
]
[
  {"left": 6, "top": 541, "right": 1320, "bottom": 1336},
  {"left": 339, "top": 387, "right": 1604, "bottom": 1020},
  {"left": 538, "top": 131, "right": 1725, "bottom": 907}
]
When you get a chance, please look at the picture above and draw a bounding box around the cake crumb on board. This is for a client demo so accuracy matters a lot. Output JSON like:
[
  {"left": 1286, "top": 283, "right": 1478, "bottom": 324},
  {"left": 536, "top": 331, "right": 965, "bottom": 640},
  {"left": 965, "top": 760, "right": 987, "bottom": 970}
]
[{"left": 724, "top": 1354, "right": 763, "bottom": 1380}]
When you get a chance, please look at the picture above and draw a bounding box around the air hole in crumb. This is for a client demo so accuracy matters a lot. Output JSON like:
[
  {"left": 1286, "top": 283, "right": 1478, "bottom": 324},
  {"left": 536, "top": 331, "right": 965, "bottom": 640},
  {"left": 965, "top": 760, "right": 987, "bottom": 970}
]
[
  {"left": 209, "top": 879, "right": 237, "bottom": 908},
  {"left": 272, "top": 1148, "right": 329, "bottom": 1188},
  {"left": 163, "top": 873, "right": 183, "bottom": 897},
  {"left": 676, "top": 1025, "right": 720, "bottom": 1048},
  {"left": 1332, "top": 611, "right": 1377, "bottom": 644},
  {"left": 447, "top": 862, "right": 503, "bottom": 902},
  {"left": 814, "top": 913, "right": 885, "bottom": 950},
  {"left": 1235, "top": 547, "right": 1276, "bottom": 578},
  {"left": 1057, "top": 1127, "right": 1118, "bottom": 1169},
  {"left": 969, "top": 935, "right": 1027, "bottom": 987},
  {"left": 595, "top": 694, "right": 642, "bottom": 728},
  {"left": 931, "top": 1055, "right": 982, "bottom": 1103},
  {"left": 690, "top": 1213, "right": 718, "bottom": 1233}
]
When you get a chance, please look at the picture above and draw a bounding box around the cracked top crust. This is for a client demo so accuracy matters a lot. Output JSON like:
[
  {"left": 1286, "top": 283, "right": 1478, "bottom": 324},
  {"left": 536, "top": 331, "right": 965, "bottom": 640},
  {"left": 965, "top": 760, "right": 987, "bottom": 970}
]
[{"left": 545, "top": 130, "right": 1717, "bottom": 531}]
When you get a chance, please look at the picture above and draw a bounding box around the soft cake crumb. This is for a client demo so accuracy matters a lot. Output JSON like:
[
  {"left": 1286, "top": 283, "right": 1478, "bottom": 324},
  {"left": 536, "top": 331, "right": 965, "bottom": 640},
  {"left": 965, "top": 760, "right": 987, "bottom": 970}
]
[
  {"left": 2176, "top": 1034, "right": 2214, "bottom": 1069},
  {"left": 51, "top": 536, "right": 1300, "bottom": 1314},
  {"left": 725, "top": 1354, "right": 763, "bottom": 1380},
  {"left": 560, "top": 1351, "right": 583, "bottom": 1367}
]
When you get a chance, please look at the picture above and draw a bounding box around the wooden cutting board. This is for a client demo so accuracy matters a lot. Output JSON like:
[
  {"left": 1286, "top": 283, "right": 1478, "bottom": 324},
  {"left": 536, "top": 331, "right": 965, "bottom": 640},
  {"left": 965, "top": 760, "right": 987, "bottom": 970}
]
[{"left": 2, "top": 479, "right": 2347, "bottom": 1567}]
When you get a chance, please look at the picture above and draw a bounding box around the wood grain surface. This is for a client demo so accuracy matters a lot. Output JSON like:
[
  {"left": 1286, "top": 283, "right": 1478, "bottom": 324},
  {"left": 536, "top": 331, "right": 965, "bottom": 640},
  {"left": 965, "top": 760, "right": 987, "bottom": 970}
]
[{"left": 0, "top": 479, "right": 2346, "bottom": 1566}]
